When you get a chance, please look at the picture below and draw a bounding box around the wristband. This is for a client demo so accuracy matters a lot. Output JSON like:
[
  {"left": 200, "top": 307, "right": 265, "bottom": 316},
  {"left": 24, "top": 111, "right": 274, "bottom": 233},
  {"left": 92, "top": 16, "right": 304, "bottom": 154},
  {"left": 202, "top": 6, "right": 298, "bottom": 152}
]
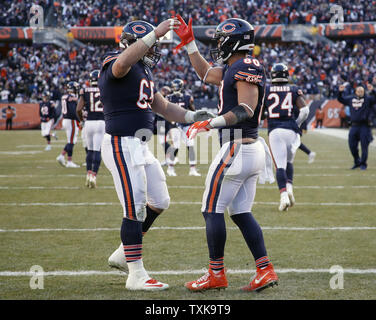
[
  {"left": 185, "top": 41, "right": 198, "bottom": 55},
  {"left": 209, "top": 116, "right": 226, "bottom": 128},
  {"left": 141, "top": 31, "right": 157, "bottom": 48}
]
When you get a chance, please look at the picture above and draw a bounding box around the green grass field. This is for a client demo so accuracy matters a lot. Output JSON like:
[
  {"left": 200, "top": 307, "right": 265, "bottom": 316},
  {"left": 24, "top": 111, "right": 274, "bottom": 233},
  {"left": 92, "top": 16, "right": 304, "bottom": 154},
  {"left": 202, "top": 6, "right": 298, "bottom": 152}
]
[{"left": 0, "top": 128, "right": 375, "bottom": 300}]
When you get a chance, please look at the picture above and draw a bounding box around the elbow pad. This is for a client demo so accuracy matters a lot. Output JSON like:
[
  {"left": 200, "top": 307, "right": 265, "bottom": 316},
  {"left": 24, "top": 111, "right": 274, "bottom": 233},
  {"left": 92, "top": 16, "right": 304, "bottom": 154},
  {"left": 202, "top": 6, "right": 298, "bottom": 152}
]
[
  {"left": 296, "top": 106, "right": 309, "bottom": 126},
  {"left": 231, "top": 104, "right": 254, "bottom": 123}
]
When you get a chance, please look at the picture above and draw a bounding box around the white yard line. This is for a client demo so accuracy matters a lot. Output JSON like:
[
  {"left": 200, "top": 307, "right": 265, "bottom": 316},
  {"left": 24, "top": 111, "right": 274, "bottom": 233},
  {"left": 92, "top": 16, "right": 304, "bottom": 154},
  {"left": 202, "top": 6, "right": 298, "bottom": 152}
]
[
  {"left": 0, "top": 268, "right": 375, "bottom": 277},
  {"left": 1, "top": 185, "right": 376, "bottom": 190},
  {"left": 1, "top": 226, "right": 375, "bottom": 233},
  {"left": 1, "top": 201, "right": 376, "bottom": 206}
]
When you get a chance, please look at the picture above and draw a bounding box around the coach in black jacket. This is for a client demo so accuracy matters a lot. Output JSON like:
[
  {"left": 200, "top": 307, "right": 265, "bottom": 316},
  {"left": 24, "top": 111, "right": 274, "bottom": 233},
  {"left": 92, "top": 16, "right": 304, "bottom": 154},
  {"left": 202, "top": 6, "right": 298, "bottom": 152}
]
[{"left": 337, "top": 84, "right": 376, "bottom": 170}]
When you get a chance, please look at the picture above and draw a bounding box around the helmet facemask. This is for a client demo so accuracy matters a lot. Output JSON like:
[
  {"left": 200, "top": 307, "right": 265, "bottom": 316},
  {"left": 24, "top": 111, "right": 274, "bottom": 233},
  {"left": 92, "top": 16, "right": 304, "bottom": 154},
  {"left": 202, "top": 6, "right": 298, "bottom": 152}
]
[
  {"left": 119, "top": 31, "right": 161, "bottom": 69},
  {"left": 210, "top": 33, "right": 254, "bottom": 63}
]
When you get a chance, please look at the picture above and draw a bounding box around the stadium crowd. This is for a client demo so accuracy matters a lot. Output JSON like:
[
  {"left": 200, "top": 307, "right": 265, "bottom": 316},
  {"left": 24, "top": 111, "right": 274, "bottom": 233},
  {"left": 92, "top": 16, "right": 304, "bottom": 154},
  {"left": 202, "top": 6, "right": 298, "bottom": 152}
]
[
  {"left": 1, "top": 38, "right": 375, "bottom": 104},
  {"left": 1, "top": 0, "right": 376, "bottom": 104},
  {"left": 2, "top": 0, "right": 376, "bottom": 27}
]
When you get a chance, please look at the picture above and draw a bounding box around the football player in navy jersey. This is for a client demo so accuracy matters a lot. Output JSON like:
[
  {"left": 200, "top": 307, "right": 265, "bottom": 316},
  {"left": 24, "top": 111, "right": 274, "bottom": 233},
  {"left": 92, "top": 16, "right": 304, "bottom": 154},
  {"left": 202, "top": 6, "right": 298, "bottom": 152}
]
[
  {"left": 77, "top": 70, "right": 104, "bottom": 188},
  {"left": 175, "top": 16, "right": 278, "bottom": 292},
  {"left": 100, "top": 18, "right": 214, "bottom": 291},
  {"left": 153, "top": 85, "right": 175, "bottom": 166},
  {"left": 56, "top": 81, "right": 81, "bottom": 168},
  {"left": 265, "top": 63, "right": 310, "bottom": 211},
  {"left": 337, "top": 83, "right": 376, "bottom": 170},
  {"left": 166, "top": 78, "right": 201, "bottom": 176},
  {"left": 39, "top": 92, "right": 56, "bottom": 151}
]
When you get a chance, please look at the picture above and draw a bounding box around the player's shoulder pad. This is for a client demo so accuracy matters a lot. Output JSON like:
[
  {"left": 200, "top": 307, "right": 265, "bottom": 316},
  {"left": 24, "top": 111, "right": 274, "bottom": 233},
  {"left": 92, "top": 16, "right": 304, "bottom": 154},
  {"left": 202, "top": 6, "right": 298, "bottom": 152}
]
[
  {"left": 102, "top": 51, "right": 121, "bottom": 68},
  {"left": 231, "top": 57, "right": 265, "bottom": 85}
]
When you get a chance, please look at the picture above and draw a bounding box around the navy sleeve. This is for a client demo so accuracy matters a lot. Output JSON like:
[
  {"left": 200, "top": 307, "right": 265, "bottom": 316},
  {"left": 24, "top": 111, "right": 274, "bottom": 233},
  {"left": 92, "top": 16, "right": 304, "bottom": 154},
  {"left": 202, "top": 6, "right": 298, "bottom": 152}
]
[
  {"left": 232, "top": 58, "right": 265, "bottom": 88},
  {"left": 101, "top": 53, "right": 120, "bottom": 80},
  {"left": 337, "top": 92, "right": 352, "bottom": 106}
]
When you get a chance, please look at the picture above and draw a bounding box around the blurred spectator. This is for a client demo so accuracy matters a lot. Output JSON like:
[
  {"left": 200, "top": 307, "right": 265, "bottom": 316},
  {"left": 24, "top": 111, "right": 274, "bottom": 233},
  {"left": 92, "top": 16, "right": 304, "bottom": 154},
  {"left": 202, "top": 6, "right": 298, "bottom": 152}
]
[
  {"left": 1, "top": 0, "right": 375, "bottom": 27},
  {"left": 315, "top": 106, "right": 325, "bottom": 128},
  {"left": 5, "top": 105, "right": 14, "bottom": 130},
  {"left": 1, "top": 38, "right": 376, "bottom": 104}
]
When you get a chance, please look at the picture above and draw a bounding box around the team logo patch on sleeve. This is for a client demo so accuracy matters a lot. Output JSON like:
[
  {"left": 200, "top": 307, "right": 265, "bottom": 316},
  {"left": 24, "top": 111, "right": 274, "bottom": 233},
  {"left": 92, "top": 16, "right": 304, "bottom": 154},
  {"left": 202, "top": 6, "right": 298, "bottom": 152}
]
[{"left": 234, "top": 71, "right": 263, "bottom": 84}]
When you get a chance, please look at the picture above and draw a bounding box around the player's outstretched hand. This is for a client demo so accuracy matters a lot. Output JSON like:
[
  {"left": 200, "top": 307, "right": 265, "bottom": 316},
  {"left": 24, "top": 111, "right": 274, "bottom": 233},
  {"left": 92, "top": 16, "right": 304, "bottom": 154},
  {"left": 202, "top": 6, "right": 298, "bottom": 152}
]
[
  {"left": 173, "top": 14, "right": 195, "bottom": 52},
  {"left": 193, "top": 110, "right": 215, "bottom": 122},
  {"left": 187, "top": 119, "right": 212, "bottom": 140},
  {"left": 155, "top": 17, "right": 180, "bottom": 39}
]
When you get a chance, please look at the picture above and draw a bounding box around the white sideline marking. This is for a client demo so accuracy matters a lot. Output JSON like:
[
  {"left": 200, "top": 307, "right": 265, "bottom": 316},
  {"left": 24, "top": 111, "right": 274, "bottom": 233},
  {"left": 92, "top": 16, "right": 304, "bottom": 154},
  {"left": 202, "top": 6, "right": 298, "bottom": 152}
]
[
  {"left": 1, "top": 173, "right": 376, "bottom": 178},
  {"left": 1, "top": 185, "right": 376, "bottom": 191},
  {"left": 0, "top": 226, "right": 375, "bottom": 233},
  {"left": 0, "top": 268, "right": 375, "bottom": 277},
  {"left": 1, "top": 201, "right": 375, "bottom": 206},
  {"left": 0, "top": 151, "right": 43, "bottom": 155}
]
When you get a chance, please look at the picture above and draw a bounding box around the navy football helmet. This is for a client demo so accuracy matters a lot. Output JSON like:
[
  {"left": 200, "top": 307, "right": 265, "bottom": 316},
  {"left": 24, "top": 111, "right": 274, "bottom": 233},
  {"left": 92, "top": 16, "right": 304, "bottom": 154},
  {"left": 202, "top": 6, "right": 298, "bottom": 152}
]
[
  {"left": 271, "top": 63, "right": 289, "bottom": 83},
  {"left": 171, "top": 79, "right": 184, "bottom": 93},
  {"left": 120, "top": 20, "right": 161, "bottom": 68},
  {"left": 67, "top": 81, "right": 79, "bottom": 94},
  {"left": 42, "top": 91, "right": 50, "bottom": 101},
  {"left": 89, "top": 70, "right": 100, "bottom": 86},
  {"left": 210, "top": 18, "right": 254, "bottom": 63}
]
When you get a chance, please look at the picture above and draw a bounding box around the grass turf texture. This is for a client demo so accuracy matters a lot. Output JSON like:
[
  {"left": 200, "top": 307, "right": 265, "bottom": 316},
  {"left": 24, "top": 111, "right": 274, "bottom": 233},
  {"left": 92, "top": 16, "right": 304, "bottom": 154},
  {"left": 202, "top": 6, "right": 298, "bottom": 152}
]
[{"left": 0, "top": 129, "right": 375, "bottom": 300}]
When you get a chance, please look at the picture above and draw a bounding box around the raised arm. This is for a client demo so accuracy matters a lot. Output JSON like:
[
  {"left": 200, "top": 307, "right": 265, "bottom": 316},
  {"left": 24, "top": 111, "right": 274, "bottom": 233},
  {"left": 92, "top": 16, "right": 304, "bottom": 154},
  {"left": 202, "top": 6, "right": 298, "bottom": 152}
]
[
  {"left": 174, "top": 15, "right": 223, "bottom": 86},
  {"left": 112, "top": 18, "right": 181, "bottom": 78}
]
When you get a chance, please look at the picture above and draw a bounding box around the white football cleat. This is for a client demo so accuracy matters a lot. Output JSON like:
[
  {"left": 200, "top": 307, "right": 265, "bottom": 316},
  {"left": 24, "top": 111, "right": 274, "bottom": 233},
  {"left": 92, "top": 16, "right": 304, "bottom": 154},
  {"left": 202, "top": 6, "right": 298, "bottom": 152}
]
[
  {"left": 65, "top": 161, "right": 80, "bottom": 168},
  {"left": 56, "top": 154, "right": 66, "bottom": 167},
  {"left": 45, "top": 145, "right": 51, "bottom": 151},
  {"left": 126, "top": 269, "right": 169, "bottom": 291},
  {"left": 189, "top": 167, "right": 201, "bottom": 176},
  {"left": 286, "top": 183, "right": 295, "bottom": 207},
  {"left": 89, "top": 175, "right": 97, "bottom": 188},
  {"left": 51, "top": 132, "right": 58, "bottom": 140},
  {"left": 167, "top": 166, "right": 177, "bottom": 177},
  {"left": 85, "top": 174, "right": 90, "bottom": 187},
  {"left": 108, "top": 243, "right": 127, "bottom": 272},
  {"left": 308, "top": 151, "right": 316, "bottom": 164},
  {"left": 279, "top": 191, "right": 291, "bottom": 212}
]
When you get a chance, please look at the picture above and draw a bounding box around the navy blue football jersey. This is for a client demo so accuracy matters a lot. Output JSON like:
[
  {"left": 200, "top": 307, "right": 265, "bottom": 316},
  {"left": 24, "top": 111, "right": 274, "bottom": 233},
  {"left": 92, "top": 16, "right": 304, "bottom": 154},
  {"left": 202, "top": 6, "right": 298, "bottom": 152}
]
[
  {"left": 39, "top": 102, "right": 55, "bottom": 122},
  {"left": 167, "top": 92, "right": 192, "bottom": 125},
  {"left": 61, "top": 94, "right": 79, "bottom": 120},
  {"left": 218, "top": 57, "right": 266, "bottom": 144},
  {"left": 98, "top": 51, "right": 157, "bottom": 137},
  {"left": 80, "top": 87, "right": 104, "bottom": 121},
  {"left": 265, "top": 84, "right": 303, "bottom": 134},
  {"left": 337, "top": 91, "right": 376, "bottom": 124}
]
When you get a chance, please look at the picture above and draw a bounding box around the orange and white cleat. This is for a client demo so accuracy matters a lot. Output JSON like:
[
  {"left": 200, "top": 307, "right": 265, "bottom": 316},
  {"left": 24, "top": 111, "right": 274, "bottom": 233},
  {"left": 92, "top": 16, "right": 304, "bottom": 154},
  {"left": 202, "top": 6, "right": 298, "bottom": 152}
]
[
  {"left": 242, "top": 263, "right": 278, "bottom": 292},
  {"left": 185, "top": 268, "right": 228, "bottom": 292}
]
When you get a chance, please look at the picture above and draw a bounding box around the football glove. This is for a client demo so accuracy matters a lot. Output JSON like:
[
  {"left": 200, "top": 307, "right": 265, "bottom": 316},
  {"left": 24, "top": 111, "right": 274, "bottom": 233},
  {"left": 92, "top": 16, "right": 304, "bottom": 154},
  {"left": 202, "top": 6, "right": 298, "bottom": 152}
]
[
  {"left": 186, "top": 119, "right": 212, "bottom": 140},
  {"left": 173, "top": 14, "right": 195, "bottom": 52},
  {"left": 185, "top": 110, "right": 215, "bottom": 123}
]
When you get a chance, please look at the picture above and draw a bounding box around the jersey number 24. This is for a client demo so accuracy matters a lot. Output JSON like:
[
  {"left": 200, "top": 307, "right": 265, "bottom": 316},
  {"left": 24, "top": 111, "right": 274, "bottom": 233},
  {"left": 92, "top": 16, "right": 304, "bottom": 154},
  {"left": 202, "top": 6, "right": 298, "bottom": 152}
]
[{"left": 267, "top": 92, "right": 293, "bottom": 118}]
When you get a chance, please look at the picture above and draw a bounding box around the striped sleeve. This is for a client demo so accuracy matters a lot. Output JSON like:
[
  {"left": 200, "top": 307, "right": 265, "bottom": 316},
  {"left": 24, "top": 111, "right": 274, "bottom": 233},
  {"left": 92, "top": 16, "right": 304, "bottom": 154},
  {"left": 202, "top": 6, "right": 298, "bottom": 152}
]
[
  {"left": 102, "top": 54, "right": 119, "bottom": 67},
  {"left": 234, "top": 70, "right": 264, "bottom": 84}
]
